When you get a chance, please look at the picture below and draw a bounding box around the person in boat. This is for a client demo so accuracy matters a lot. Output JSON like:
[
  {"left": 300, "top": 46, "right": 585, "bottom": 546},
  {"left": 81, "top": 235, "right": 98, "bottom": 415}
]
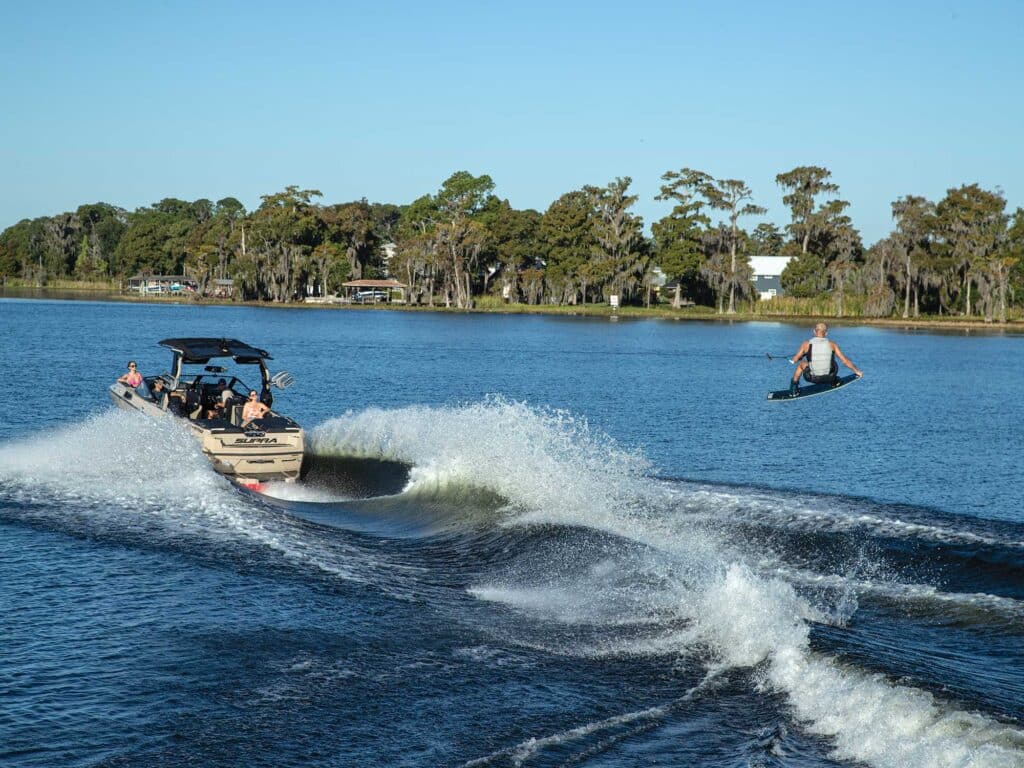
[
  {"left": 213, "top": 378, "right": 228, "bottom": 401},
  {"left": 218, "top": 379, "right": 236, "bottom": 408},
  {"left": 240, "top": 390, "right": 271, "bottom": 427},
  {"left": 788, "top": 322, "right": 862, "bottom": 396},
  {"left": 150, "top": 378, "right": 167, "bottom": 403},
  {"left": 117, "top": 361, "right": 143, "bottom": 388},
  {"left": 168, "top": 388, "right": 188, "bottom": 416},
  {"left": 150, "top": 379, "right": 187, "bottom": 412},
  {"left": 205, "top": 379, "right": 231, "bottom": 419}
]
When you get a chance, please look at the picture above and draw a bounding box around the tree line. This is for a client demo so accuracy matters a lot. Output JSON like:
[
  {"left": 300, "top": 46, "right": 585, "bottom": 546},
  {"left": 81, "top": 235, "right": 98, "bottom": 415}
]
[{"left": 1, "top": 167, "right": 1021, "bottom": 321}]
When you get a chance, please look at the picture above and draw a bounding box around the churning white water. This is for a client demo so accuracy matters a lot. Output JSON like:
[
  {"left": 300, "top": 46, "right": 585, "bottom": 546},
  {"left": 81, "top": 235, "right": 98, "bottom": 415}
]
[{"left": 310, "top": 398, "right": 1024, "bottom": 768}]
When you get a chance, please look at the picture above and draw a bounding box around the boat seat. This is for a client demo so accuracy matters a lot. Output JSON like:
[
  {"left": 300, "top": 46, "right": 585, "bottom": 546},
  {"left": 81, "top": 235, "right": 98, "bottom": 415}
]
[{"left": 229, "top": 405, "right": 244, "bottom": 426}]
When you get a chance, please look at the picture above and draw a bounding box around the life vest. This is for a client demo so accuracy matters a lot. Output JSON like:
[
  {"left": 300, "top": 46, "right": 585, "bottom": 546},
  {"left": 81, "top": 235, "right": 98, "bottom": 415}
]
[{"left": 807, "top": 337, "right": 835, "bottom": 377}]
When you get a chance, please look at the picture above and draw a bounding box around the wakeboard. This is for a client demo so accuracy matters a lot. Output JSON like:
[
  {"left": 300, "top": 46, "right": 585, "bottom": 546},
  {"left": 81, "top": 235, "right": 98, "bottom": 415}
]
[{"left": 767, "top": 373, "right": 860, "bottom": 401}]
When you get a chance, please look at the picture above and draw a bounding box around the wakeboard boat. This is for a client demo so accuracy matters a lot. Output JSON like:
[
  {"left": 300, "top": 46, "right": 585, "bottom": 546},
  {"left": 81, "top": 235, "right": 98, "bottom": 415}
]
[{"left": 109, "top": 338, "right": 304, "bottom": 487}]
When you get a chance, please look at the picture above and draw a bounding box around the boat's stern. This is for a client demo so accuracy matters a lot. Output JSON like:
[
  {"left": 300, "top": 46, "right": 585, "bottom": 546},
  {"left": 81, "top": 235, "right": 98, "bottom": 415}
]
[{"left": 195, "top": 423, "right": 305, "bottom": 483}]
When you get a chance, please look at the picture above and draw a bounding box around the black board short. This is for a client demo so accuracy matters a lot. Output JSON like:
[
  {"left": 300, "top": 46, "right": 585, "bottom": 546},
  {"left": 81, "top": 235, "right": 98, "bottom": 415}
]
[{"left": 802, "top": 360, "right": 838, "bottom": 385}]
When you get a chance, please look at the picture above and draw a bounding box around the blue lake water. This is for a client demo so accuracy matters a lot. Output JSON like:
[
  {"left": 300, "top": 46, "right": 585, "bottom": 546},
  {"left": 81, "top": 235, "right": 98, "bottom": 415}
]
[{"left": 1, "top": 298, "right": 1023, "bottom": 767}]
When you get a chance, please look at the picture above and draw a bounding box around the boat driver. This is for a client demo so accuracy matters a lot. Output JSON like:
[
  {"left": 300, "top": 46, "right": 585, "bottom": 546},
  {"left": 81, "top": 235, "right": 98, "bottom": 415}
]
[
  {"left": 150, "top": 379, "right": 188, "bottom": 415},
  {"left": 150, "top": 378, "right": 167, "bottom": 403}
]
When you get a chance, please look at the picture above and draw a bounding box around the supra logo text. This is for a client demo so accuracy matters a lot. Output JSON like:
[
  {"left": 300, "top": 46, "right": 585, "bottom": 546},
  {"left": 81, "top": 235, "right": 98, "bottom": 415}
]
[{"left": 235, "top": 437, "right": 279, "bottom": 444}]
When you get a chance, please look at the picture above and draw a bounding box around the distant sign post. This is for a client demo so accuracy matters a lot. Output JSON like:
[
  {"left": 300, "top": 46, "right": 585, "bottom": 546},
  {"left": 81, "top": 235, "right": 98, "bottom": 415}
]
[{"left": 609, "top": 294, "right": 619, "bottom": 310}]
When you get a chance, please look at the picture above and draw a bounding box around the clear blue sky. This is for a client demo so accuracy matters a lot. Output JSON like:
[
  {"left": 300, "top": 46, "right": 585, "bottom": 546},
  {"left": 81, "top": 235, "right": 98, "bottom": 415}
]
[{"left": 2, "top": 0, "right": 1021, "bottom": 245}]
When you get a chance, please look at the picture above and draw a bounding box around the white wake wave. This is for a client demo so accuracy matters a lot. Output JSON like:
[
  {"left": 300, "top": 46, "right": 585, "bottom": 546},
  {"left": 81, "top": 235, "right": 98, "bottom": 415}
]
[
  {"left": 309, "top": 396, "right": 652, "bottom": 526},
  {"left": 0, "top": 410, "right": 377, "bottom": 583},
  {"left": 8, "top": 402, "right": 1020, "bottom": 767},
  {"left": 307, "top": 399, "right": 1024, "bottom": 768}
]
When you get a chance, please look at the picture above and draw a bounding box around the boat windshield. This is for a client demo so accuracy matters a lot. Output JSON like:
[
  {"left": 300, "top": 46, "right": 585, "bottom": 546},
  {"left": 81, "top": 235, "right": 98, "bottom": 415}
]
[{"left": 181, "top": 373, "right": 252, "bottom": 399}]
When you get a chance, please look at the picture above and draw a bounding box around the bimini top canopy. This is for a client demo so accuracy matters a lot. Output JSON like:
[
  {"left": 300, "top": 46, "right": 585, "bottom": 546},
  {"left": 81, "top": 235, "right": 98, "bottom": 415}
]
[{"left": 159, "top": 338, "right": 272, "bottom": 364}]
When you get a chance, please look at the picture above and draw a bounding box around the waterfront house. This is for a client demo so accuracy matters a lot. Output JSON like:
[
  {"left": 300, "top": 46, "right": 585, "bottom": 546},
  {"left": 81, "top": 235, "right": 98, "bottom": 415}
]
[{"left": 748, "top": 256, "right": 793, "bottom": 300}]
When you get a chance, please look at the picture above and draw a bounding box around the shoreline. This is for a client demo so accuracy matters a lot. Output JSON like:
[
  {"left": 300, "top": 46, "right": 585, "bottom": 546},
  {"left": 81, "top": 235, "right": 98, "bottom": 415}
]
[{"left": 3, "top": 286, "right": 1023, "bottom": 334}]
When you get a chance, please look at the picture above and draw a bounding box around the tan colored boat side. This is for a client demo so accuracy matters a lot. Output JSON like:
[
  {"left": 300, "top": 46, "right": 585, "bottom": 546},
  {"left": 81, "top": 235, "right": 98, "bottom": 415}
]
[
  {"left": 195, "top": 425, "right": 304, "bottom": 481},
  {"left": 109, "top": 382, "right": 305, "bottom": 483}
]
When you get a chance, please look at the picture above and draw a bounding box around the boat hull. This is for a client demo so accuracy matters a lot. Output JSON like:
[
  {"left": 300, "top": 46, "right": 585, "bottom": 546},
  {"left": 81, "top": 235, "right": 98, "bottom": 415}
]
[
  {"left": 191, "top": 422, "right": 304, "bottom": 482},
  {"left": 109, "top": 383, "right": 304, "bottom": 483}
]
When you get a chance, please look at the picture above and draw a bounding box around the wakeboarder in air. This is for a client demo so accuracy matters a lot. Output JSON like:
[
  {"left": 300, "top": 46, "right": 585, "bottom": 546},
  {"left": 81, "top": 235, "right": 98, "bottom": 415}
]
[{"left": 788, "top": 322, "right": 863, "bottom": 397}]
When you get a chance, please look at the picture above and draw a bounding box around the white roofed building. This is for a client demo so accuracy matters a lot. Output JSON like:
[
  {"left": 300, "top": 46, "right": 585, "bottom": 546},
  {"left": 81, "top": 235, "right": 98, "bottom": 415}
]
[{"left": 748, "top": 256, "right": 793, "bottom": 300}]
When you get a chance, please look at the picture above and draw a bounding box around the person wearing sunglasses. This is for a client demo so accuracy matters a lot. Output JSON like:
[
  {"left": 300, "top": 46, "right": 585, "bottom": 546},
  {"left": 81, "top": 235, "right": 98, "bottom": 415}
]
[
  {"left": 240, "top": 390, "right": 270, "bottom": 428},
  {"left": 117, "top": 360, "right": 143, "bottom": 388}
]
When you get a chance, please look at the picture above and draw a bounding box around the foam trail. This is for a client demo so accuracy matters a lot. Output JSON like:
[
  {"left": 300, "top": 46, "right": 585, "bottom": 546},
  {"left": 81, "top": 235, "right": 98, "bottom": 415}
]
[
  {"left": 675, "top": 484, "right": 1024, "bottom": 550},
  {"left": 462, "top": 673, "right": 723, "bottom": 767},
  {"left": 770, "top": 564, "right": 1024, "bottom": 624},
  {"left": 0, "top": 411, "right": 384, "bottom": 584},
  {"left": 462, "top": 705, "right": 668, "bottom": 767},
  {"left": 305, "top": 401, "right": 1024, "bottom": 767},
  {"left": 699, "top": 565, "right": 1024, "bottom": 768},
  {"left": 475, "top": 560, "right": 1024, "bottom": 765},
  {"left": 0, "top": 410, "right": 232, "bottom": 512}
]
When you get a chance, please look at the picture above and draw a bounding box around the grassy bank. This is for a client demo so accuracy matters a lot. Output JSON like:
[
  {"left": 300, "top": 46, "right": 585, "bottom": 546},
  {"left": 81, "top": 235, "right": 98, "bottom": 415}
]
[
  {"left": 2, "top": 277, "right": 121, "bottom": 291},
  {"left": 467, "top": 295, "right": 1024, "bottom": 330},
  {"left": 3, "top": 284, "right": 1022, "bottom": 332}
]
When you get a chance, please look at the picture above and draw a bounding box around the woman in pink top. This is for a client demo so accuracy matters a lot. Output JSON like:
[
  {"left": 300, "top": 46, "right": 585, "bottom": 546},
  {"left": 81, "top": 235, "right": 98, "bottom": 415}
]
[{"left": 117, "top": 361, "right": 143, "bottom": 388}]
